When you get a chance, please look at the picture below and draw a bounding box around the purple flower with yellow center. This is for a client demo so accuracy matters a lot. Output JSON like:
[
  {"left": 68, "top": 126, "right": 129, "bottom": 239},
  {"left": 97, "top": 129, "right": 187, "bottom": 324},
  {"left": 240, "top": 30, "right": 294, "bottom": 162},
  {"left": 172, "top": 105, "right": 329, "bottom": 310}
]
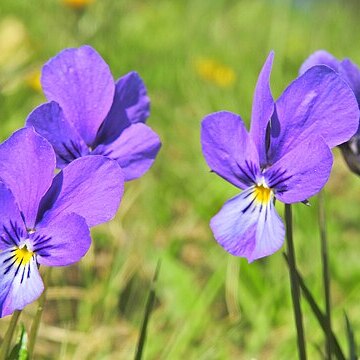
[
  {"left": 201, "top": 52, "right": 359, "bottom": 262},
  {"left": 0, "top": 128, "right": 124, "bottom": 317},
  {"left": 26, "top": 45, "right": 161, "bottom": 181},
  {"left": 300, "top": 50, "right": 360, "bottom": 175}
]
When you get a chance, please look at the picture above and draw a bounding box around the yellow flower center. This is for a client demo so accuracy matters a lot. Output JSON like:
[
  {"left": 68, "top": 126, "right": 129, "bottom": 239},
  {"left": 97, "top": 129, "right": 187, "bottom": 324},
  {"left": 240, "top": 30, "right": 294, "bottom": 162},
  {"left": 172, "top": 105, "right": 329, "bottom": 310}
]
[
  {"left": 254, "top": 184, "right": 272, "bottom": 204},
  {"left": 14, "top": 245, "right": 34, "bottom": 265}
]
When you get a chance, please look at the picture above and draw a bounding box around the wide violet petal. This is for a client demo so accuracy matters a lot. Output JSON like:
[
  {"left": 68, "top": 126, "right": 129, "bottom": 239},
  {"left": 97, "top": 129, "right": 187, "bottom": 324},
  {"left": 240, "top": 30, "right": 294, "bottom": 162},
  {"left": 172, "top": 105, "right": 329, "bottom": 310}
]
[
  {"left": 267, "top": 136, "right": 333, "bottom": 203},
  {"left": 93, "top": 123, "right": 161, "bottom": 181},
  {"left": 0, "top": 128, "right": 55, "bottom": 229},
  {"left": 26, "top": 101, "right": 89, "bottom": 168},
  {"left": 41, "top": 45, "right": 115, "bottom": 145},
  {"left": 37, "top": 156, "right": 124, "bottom": 227},
  {"left": 269, "top": 65, "right": 359, "bottom": 162},
  {"left": 249, "top": 51, "right": 275, "bottom": 166},
  {"left": 0, "top": 182, "right": 26, "bottom": 250},
  {"left": 0, "top": 249, "right": 43, "bottom": 317},
  {"left": 299, "top": 50, "right": 340, "bottom": 75},
  {"left": 35, "top": 213, "right": 90, "bottom": 266},
  {"left": 210, "top": 187, "right": 285, "bottom": 262},
  {"left": 201, "top": 111, "right": 260, "bottom": 189}
]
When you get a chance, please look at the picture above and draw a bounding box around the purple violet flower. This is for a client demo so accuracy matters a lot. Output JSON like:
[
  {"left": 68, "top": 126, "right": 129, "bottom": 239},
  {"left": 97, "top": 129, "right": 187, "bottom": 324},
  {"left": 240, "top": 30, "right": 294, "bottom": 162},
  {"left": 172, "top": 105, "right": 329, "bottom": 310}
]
[
  {"left": 26, "top": 45, "right": 161, "bottom": 181},
  {"left": 300, "top": 50, "right": 360, "bottom": 175},
  {"left": 0, "top": 128, "right": 124, "bottom": 317},
  {"left": 201, "top": 52, "right": 359, "bottom": 262}
]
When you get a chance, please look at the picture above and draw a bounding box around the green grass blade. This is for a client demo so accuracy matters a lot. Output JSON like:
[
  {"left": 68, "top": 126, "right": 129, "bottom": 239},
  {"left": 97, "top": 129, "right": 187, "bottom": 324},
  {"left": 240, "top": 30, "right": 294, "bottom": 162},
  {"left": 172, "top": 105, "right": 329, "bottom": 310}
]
[
  {"left": 7, "top": 324, "right": 28, "bottom": 360},
  {"left": 134, "top": 260, "right": 161, "bottom": 360},
  {"left": 283, "top": 254, "right": 345, "bottom": 360},
  {"left": 344, "top": 312, "right": 357, "bottom": 360}
]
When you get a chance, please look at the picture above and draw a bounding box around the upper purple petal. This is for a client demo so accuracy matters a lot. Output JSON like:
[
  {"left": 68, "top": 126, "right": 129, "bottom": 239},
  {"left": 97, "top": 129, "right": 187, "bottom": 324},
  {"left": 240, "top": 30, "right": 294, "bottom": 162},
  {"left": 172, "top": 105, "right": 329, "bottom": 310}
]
[
  {"left": 95, "top": 71, "right": 150, "bottom": 145},
  {"left": 201, "top": 111, "right": 260, "bottom": 190},
  {"left": 38, "top": 156, "right": 124, "bottom": 227},
  {"left": 0, "top": 128, "right": 56, "bottom": 229},
  {"left": 339, "top": 59, "right": 360, "bottom": 105},
  {"left": 266, "top": 136, "right": 333, "bottom": 203},
  {"left": 35, "top": 212, "right": 91, "bottom": 267},
  {"left": 269, "top": 65, "right": 359, "bottom": 163},
  {"left": 299, "top": 50, "right": 340, "bottom": 75},
  {"left": 93, "top": 123, "right": 161, "bottom": 181},
  {"left": 41, "top": 45, "right": 115, "bottom": 145},
  {"left": 116, "top": 71, "right": 150, "bottom": 124},
  {"left": 249, "top": 51, "right": 275, "bottom": 166},
  {"left": 26, "top": 101, "right": 89, "bottom": 168}
]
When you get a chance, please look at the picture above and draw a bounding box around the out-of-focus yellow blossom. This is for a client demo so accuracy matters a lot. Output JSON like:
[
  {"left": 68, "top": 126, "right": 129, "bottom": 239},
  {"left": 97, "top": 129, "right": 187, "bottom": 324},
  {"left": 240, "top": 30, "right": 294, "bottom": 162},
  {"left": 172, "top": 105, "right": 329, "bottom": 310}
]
[
  {"left": 195, "top": 58, "right": 236, "bottom": 88},
  {"left": 0, "top": 17, "right": 30, "bottom": 70},
  {"left": 25, "top": 68, "right": 42, "bottom": 93},
  {"left": 0, "top": 17, "right": 33, "bottom": 94},
  {"left": 62, "top": 0, "right": 94, "bottom": 10}
]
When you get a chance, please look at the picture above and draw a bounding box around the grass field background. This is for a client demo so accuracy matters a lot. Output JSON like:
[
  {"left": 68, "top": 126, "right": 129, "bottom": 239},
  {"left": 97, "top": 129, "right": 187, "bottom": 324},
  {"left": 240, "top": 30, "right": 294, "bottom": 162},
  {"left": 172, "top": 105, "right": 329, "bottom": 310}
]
[{"left": 0, "top": 0, "right": 359, "bottom": 359}]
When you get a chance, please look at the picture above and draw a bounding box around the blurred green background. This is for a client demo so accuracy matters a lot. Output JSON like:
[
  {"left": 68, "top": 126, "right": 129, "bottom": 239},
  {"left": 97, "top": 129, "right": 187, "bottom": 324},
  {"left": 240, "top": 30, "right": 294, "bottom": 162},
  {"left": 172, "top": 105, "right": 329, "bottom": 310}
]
[{"left": 0, "top": 0, "right": 359, "bottom": 359}]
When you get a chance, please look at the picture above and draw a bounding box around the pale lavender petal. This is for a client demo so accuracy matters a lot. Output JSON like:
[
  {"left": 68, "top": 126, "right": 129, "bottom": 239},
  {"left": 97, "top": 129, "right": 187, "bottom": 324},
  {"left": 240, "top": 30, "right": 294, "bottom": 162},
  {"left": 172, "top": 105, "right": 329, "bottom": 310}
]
[
  {"left": 93, "top": 123, "right": 161, "bottom": 181},
  {"left": 210, "top": 187, "right": 284, "bottom": 262},
  {"left": 38, "top": 156, "right": 124, "bottom": 227},
  {"left": 0, "top": 128, "right": 55, "bottom": 229},
  {"left": 26, "top": 101, "right": 89, "bottom": 168},
  {"left": 201, "top": 111, "right": 260, "bottom": 189},
  {"left": 35, "top": 213, "right": 90, "bottom": 266},
  {"left": 249, "top": 51, "right": 274, "bottom": 166},
  {"left": 269, "top": 65, "right": 359, "bottom": 162},
  {"left": 41, "top": 45, "right": 115, "bottom": 145},
  {"left": 299, "top": 50, "right": 340, "bottom": 75},
  {"left": 267, "top": 136, "right": 333, "bottom": 203},
  {"left": 0, "top": 182, "right": 26, "bottom": 250},
  {"left": 0, "top": 249, "right": 43, "bottom": 317},
  {"left": 251, "top": 199, "right": 284, "bottom": 262}
]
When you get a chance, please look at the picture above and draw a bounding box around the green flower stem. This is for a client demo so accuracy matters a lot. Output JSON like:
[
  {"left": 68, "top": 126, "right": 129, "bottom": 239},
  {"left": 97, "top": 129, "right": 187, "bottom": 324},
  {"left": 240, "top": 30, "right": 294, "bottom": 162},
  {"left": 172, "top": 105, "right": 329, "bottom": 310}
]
[
  {"left": 0, "top": 310, "right": 21, "bottom": 360},
  {"left": 318, "top": 190, "right": 332, "bottom": 359},
  {"left": 28, "top": 267, "right": 51, "bottom": 359},
  {"left": 285, "top": 203, "right": 307, "bottom": 360}
]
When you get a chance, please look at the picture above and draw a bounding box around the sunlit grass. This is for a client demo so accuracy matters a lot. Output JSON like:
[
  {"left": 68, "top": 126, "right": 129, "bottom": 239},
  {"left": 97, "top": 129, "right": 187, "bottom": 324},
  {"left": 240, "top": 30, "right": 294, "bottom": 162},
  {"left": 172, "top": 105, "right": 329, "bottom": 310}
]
[{"left": 0, "top": 0, "right": 360, "bottom": 358}]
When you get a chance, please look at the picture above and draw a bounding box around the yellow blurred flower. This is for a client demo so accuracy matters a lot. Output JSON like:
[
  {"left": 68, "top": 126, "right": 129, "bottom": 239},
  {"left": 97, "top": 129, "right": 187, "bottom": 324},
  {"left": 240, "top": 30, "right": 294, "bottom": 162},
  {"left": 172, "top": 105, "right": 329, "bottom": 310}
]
[
  {"left": 195, "top": 58, "right": 236, "bottom": 88},
  {"left": 62, "top": 0, "right": 94, "bottom": 10},
  {"left": 25, "top": 68, "right": 42, "bottom": 93}
]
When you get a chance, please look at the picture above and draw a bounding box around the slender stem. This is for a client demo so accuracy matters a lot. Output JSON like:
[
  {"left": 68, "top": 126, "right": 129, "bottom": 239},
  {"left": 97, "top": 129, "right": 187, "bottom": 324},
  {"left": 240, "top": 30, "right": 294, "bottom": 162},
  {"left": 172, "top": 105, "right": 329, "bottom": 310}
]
[
  {"left": 318, "top": 190, "right": 332, "bottom": 359},
  {"left": 0, "top": 310, "right": 21, "bottom": 360},
  {"left": 284, "top": 204, "right": 307, "bottom": 360},
  {"left": 28, "top": 268, "right": 51, "bottom": 358}
]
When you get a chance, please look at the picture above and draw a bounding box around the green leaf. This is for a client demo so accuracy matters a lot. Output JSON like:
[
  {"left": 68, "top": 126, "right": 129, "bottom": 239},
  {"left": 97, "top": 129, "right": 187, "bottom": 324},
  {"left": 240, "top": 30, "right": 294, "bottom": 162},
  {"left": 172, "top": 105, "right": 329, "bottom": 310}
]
[{"left": 7, "top": 324, "right": 28, "bottom": 360}]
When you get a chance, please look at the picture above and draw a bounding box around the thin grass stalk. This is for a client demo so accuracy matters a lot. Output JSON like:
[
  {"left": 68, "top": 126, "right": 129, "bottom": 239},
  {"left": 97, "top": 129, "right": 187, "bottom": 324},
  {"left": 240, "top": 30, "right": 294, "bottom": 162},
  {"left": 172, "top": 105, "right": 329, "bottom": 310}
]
[
  {"left": 284, "top": 203, "right": 307, "bottom": 360},
  {"left": 28, "top": 267, "right": 51, "bottom": 358},
  {"left": 134, "top": 260, "right": 161, "bottom": 360},
  {"left": 318, "top": 190, "right": 332, "bottom": 359},
  {"left": 0, "top": 310, "right": 21, "bottom": 360},
  {"left": 283, "top": 254, "right": 345, "bottom": 360}
]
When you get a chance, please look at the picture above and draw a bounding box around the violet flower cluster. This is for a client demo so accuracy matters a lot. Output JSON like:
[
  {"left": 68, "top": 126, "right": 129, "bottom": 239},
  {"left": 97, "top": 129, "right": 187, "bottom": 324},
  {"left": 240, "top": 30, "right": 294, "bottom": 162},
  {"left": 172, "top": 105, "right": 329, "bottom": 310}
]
[
  {"left": 0, "top": 46, "right": 161, "bottom": 317},
  {"left": 201, "top": 51, "right": 359, "bottom": 262},
  {"left": 300, "top": 50, "right": 360, "bottom": 175}
]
